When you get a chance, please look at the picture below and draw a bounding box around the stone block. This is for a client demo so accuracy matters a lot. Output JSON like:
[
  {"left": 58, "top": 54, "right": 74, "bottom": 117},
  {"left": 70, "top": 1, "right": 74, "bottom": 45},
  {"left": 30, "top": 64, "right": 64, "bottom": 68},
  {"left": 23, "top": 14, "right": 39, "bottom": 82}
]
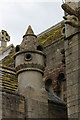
[
  {"left": 2, "top": 92, "right": 25, "bottom": 118},
  {"left": 67, "top": 95, "right": 78, "bottom": 103},
  {"left": 26, "top": 98, "right": 48, "bottom": 118},
  {"left": 67, "top": 100, "right": 78, "bottom": 108}
]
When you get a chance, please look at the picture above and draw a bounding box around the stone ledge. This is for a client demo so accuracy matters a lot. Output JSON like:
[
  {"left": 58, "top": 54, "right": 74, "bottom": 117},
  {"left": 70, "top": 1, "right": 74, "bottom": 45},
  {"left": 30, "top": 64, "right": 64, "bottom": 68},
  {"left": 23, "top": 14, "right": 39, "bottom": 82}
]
[
  {"left": 14, "top": 50, "right": 46, "bottom": 59},
  {"left": 16, "top": 63, "right": 45, "bottom": 75},
  {"left": 16, "top": 68, "right": 44, "bottom": 76}
]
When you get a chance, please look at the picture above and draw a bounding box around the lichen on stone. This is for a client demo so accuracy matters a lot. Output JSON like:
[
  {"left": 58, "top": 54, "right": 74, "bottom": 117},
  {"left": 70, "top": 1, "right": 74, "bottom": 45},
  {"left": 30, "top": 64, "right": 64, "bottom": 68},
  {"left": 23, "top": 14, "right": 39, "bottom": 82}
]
[
  {"left": 1, "top": 51, "right": 15, "bottom": 68},
  {"left": 0, "top": 71, "right": 18, "bottom": 91},
  {"left": 37, "top": 27, "right": 64, "bottom": 46},
  {"left": 0, "top": 49, "right": 18, "bottom": 91}
]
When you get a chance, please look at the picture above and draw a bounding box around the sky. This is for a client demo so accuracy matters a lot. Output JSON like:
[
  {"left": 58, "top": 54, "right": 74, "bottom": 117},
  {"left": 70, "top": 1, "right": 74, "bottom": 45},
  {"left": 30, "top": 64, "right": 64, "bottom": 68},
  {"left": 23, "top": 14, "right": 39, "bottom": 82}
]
[{"left": 0, "top": 0, "right": 64, "bottom": 46}]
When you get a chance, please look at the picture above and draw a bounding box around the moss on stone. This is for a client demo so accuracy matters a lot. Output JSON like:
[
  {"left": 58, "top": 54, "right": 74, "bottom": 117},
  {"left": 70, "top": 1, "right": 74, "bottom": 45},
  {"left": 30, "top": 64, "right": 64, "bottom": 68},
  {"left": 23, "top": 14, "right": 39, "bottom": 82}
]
[
  {"left": 37, "top": 27, "right": 63, "bottom": 46},
  {"left": 0, "top": 71, "right": 18, "bottom": 91},
  {"left": 0, "top": 49, "right": 18, "bottom": 91},
  {"left": 1, "top": 51, "right": 14, "bottom": 67}
]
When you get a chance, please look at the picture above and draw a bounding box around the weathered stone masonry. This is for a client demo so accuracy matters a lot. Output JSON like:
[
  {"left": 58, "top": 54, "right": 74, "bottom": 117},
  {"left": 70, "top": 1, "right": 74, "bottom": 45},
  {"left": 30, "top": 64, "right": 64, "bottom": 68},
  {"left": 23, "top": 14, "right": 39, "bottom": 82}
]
[
  {"left": 0, "top": 19, "right": 68, "bottom": 118},
  {"left": 62, "top": 1, "right": 80, "bottom": 118}
]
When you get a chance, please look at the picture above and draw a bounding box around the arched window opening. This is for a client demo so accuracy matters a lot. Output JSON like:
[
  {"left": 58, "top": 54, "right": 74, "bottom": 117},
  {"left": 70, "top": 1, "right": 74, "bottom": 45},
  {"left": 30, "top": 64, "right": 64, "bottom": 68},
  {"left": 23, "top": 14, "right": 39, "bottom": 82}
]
[
  {"left": 62, "top": 58, "right": 65, "bottom": 64},
  {"left": 57, "top": 73, "right": 65, "bottom": 83},
  {"left": 15, "top": 45, "right": 20, "bottom": 52},
  {"left": 61, "top": 49, "right": 65, "bottom": 54},
  {"left": 45, "top": 79, "right": 53, "bottom": 92},
  {"left": 37, "top": 45, "right": 43, "bottom": 51},
  {"left": 61, "top": 49, "right": 66, "bottom": 65},
  {"left": 57, "top": 73, "right": 66, "bottom": 101}
]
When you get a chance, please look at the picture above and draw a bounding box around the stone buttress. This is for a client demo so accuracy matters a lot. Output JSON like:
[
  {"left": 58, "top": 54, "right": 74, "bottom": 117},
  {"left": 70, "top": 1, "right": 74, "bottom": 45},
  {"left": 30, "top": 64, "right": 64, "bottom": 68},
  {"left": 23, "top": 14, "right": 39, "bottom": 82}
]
[{"left": 62, "top": 1, "right": 80, "bottom": 119}]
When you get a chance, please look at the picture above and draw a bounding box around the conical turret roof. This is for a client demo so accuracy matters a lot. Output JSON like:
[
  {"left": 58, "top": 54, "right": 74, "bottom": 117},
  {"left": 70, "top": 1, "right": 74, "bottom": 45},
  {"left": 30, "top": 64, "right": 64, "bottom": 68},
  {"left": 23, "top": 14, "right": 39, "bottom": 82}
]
[
  {"left": 20, "top": 25, "right": 39, "bottom": 51},
  {"left": 23, "top": 25, "right": 36, "bottom": 38},
  {"left": 25, "top": 25, "right": 34, "bottom": 35}
]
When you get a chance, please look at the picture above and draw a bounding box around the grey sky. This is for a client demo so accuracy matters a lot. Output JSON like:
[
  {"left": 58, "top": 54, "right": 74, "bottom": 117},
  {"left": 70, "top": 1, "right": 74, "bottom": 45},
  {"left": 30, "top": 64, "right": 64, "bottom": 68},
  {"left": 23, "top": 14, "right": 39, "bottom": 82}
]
[{"left": 0, "top": 0, "right": 64, "bottom": 46}]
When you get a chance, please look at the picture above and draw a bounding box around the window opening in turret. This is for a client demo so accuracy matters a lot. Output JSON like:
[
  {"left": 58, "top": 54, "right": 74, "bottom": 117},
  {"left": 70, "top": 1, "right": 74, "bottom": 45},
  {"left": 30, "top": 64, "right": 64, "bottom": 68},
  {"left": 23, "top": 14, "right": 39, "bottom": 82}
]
[
  {"left": 45, "top": 79, "right": 53, "bottom": 92},
  {"left": 15, "top": 45, "right": 20, "bottom": 52},
  {"left": 37, "top": 45, "right": 43, "bottom": 51}
]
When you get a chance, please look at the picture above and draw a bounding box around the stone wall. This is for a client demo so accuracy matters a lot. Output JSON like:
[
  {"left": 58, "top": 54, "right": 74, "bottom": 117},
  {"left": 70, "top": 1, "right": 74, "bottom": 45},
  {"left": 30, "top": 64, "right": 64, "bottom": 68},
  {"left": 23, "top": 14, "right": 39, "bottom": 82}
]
[
  {"left": 48, "top": 100, "right": 67, "bottom": 118},
  {"left": 65, "top": 30, "right": 80, "bottom": 118},
  {"left": 1, "top": 90, "right": 67, "bottom": 119},
  {"left": 43, "top": 38, "right": 67, "bottom": 102},
  {"left": 44, "top": 39, "right": 64, "bottom": 71},
  {"left": 2, "top": 90, "right": 25, "bottom": 119},
  {"left": 25, "top": 98, "right": 48, "bottom": 118},
  {"left": 62, "top": 1, "right": 80, "bottom": 118}
]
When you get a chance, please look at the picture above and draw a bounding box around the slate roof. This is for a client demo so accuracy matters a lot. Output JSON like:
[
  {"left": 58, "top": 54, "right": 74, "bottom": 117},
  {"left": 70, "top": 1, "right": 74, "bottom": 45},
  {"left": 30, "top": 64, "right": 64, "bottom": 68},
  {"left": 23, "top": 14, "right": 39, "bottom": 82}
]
[
  {"left": 48, "top": 91, "right": 65, "bottom": 105},
  {"left": 0, "top": 66, "right": 18, "bottom": 91},
  {"left": 0, "top": 48, "right": 15, "bottom": 68},
  {"left": 37, "top": 21, "right": 64, "bottom": 47},
  {"left": 0, "top": 46, "right": 17, "bottom": 91}
]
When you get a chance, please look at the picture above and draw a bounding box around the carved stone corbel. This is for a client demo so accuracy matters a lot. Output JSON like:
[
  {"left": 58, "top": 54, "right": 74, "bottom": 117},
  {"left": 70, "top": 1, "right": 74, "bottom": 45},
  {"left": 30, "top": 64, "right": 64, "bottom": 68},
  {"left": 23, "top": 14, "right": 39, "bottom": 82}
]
[
  {"left": 61, "top": 3, "right": 80, "bottom": 27},
  {"left": 63, "top": 14, "right": 80, "bottom": 27}
]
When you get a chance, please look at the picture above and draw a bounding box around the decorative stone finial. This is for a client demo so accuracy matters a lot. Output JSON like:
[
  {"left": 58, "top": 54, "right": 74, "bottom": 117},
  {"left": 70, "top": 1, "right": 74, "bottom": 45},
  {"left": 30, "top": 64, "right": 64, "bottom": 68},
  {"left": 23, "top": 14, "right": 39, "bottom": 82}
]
[
  {"left": 23, "top": 25, "right": 36, "bottom": 38},
  {"left": 25, "top": 25, "right": 34, "bottom": 35}
]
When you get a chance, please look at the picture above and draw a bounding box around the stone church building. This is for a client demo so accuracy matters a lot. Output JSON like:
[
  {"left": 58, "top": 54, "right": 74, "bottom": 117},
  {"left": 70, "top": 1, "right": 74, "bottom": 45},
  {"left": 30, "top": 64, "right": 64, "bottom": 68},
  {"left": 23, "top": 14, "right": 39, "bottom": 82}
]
[{"left": 0, "top": 0, "right": 80, "bottom": 119}]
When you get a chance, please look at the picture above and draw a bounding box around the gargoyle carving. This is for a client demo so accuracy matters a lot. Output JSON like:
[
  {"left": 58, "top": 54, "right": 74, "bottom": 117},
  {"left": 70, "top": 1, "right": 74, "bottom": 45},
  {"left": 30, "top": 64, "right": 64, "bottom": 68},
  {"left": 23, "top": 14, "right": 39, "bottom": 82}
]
[{"left": 61, "top": 3, "right": 80, "bottom": 27}]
